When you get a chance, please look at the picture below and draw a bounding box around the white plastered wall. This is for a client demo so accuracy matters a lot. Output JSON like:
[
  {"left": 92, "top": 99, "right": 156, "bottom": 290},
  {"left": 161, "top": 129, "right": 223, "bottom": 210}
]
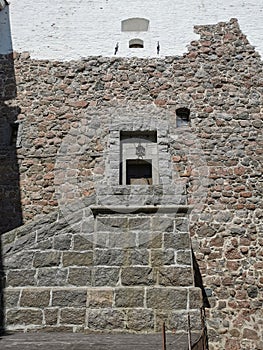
[
  {"left": 0, "top": 0, "right": 262, "bottom": 60},
  {"left": 0, "top": 5, "right": 12, "bottom": 54}
]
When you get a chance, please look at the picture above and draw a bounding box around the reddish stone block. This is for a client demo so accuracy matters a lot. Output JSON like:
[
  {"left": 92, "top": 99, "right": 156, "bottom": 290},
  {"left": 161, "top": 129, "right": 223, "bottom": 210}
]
[
  {"left": 234, "top": 167, "right": 245, "bottom": 175},
  {"left": 222, "top": 277, "right": 233, "bottom": 286},
  {"left": 154, "top": 99, "right": 167, "bottom": 106},
  {"left": 225, "top": 339, "right": 240, "bottom": 350},
  {"left": 240, "top": 191, "right": 252, "bottom": 198},
  {"left": 243, "top": 328, "right": 259, "bottom": 340},
  {"left": 172, "top": 156, "right": 181, "bottom": 162},
  {"left": 225, "top": 248, "right": 242, "bottom": 260}
]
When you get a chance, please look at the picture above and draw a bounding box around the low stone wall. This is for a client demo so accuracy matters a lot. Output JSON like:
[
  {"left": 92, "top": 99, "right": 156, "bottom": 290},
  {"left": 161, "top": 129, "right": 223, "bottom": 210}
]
[{"left": 3, "top": 203, "right": 203, "bottom": 334}]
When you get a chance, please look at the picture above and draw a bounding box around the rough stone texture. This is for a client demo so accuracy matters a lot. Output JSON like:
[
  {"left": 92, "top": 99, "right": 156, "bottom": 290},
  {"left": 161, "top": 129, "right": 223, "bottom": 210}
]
[
  {"left": 1, "top": 210, "right": 200, "bottom": 334},
  {"left": 0, "top": 18, "right": 262, "bottom": 349},
  {"left": 20, "top": 289, "right": 50, "bottom": 308}
]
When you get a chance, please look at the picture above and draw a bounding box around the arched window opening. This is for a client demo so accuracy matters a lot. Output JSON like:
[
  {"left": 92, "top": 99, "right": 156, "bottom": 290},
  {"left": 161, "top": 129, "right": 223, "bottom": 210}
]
[
  {"left": 129, "top": 39, "right": 144, "bottom": 49},
  {"left": 176, "top": 108, "right": 190, "bottom": 127},
  {"left": 121, "top": 18, "right": 149, "bottom": 32}
]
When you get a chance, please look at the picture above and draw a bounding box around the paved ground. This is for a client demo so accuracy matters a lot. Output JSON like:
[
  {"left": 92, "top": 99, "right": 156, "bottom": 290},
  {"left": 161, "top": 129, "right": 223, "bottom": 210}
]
[{"left": 0, "top": 332, "right": 199, "bottom": 350}]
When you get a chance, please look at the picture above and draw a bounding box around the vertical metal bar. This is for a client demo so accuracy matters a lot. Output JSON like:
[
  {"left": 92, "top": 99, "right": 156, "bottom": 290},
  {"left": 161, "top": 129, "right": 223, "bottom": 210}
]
[
  {"left": 188, "top": 313, "right": 192, "bottom": 350},
  {"left": 162, "top": 322, "right": 166, "bottom": 350}
]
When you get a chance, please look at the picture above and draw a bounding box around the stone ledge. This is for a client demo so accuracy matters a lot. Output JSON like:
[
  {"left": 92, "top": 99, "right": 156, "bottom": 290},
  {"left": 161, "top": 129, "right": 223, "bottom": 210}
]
[{"left": 91, "top": 205, "right": 192, "bottom": 216}]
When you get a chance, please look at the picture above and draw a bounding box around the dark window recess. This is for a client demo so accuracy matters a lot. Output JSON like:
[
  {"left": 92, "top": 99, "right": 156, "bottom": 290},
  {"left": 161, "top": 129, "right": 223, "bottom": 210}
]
[
  {"left": 129, "top": 39, "right": 144, "bottom": 48},
  {"left": 176, "top": 107, "right": 190, "bottom": 127},
  {"left": 120, "top": 130, "right": 157, "bottom": 142},
  {"left": 126, "top": 159, "right": 152, "bottom": 185},
  {"left": 10, "top": 123, "right": 19, "bottom": 145}
]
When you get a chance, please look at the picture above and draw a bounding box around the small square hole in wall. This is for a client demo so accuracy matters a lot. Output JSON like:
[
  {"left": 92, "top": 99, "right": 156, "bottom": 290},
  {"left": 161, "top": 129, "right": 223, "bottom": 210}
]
[
  {"left": 126, "top": 159, "right": 152, "bottom": 185},
  {"left": 176, "top": 108, "right": 190, "bottom": 127}
]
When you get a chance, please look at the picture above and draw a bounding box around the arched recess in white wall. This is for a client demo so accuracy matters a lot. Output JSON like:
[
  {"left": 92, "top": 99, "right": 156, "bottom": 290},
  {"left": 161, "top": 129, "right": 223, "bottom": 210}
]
[
  {"left": 121, "top": 18, "right": 149, "bottom": 32},
  {"left": 129, "top": 38, "right": 144, "bottom": 48}
]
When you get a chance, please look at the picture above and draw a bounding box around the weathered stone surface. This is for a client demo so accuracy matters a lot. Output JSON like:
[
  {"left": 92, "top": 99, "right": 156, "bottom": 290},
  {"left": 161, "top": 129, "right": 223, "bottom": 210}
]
[
  {"left": 4, "top": 252, "right": 34, "bottom": 269},
  {"left": 188, "top": 288, "right": 203, "bottom": 309},
  {"left": 6, "top": 309, "right": 43, "bottom": 325},
  {"left": 93, "top": 267, "right": 120, "bottom": 286},
  {"left": 62, "top": 252, "right": 93, "bottom": 267},
  {"left": 87, "top": 309, "right": 125, "bottom": 330},
  {"left": 129, "top": 217, "right": 151, "bottom": 231},
  {"left": 37, "top": 268, "right": 68, "bottom": 286},
  {"left": 54, "top": 234, "right": 72, "bottom": 250},
  {"left": 52, "top": 290, "right": 87, "bottom": 307},
  {"left": 88, "top": 290, "right": 114, "bottom": 308},
  {"left": 97, "top": 217, "right": 128, "bottom": 232},
  {"left": 60, "top": 308, "right": 86, "bottom": 325},
  {"left": 4, "top": 289, "right": 21, "bottom": 308},
  {"left": 176, "top": 250, "right": 192, "bottom": 265},
  {"left": 146, "top": 288, "right": 188, "bottom": 309},
  {"left": 155, "top": 310, "right": 188, "bottom": 332},
  {"left": 6, "top": 269, "right": 36, "bottom": 287},
  {"left": 121, "top": 267, "right": 156, "bottom": 286},
  {"left": 163, "top": 232, "right": 190, "bottom": 250},
  {"left": 126, "top": 309, "right": 154, "bottom": 331},
  {"left": 247, "top": 286, "right": 258, "bottom": 298},
  {"left": 243, "top": 328, "right": 260, "bottom": 340},
  {"left": 158, "top": 267, "right": 193, "bottom": 286},
  {"left": 123, "top": 249, "right": 149, "bottom": 266},
  {"left": 108, "top": 232, "right": 137, "bottom": 249},
  {"left": 94, "top": 249, "right": 124, "bottom": 266},
  {"left": 44, "top": 308, "right": 58, "bottom": 325},
  {"left": 73, "top": 234, "right": 93, "bottom": 251},
  {"left": 68, "top": 267, "right": 92, "bottom": 286},
  {"left": 174, "top": 217, "right": 189, "bottom": 232},
  {"left": 33, "top": 251, "right": 61, "bottom": 268},
  {"left": 115, "top": 288, "right": 144, "bottom": 308},
  {"left": 150, "top": 249, "right": 174, "bottom": 266},
  {"left": 152, "top": 217, "right": 173, "bottom": 232},
  {"left": 20, "top": 289, "right": 50, "bottom": 308}
]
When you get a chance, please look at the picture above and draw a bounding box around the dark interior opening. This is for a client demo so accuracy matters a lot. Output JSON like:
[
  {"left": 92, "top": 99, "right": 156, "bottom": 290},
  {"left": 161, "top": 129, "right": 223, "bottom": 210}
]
[
  {"left": 176, "top": 107, "right": 190, "bottom": 127},
  {"left": 120, "top": 130, "right": 157, "bottom": 142},
  {"left": 129, "top": 39, "right": 144, "bottom": 49},
  {"left": 129, "top": 43, "right": 144, "bottom": 48},
  {"left": 126, "top": 159, "right": 152, "bottom": 185}
]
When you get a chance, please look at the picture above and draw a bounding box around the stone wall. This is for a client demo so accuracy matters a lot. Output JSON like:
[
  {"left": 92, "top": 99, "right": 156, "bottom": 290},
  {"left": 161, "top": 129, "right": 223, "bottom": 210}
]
[
  {"left": 0, "top": 18, "right": 262, "bottom": 349},
  {"left": 3, "top": 204, "right": 202, "bottom": 335}
]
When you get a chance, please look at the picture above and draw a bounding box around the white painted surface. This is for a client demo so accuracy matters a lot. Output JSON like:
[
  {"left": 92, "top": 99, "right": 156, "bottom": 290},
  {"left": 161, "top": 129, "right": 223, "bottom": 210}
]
[
  {"left": 0, "top": 6, "right": 12, "bottom": 54},
  {"left": 0, "top": 0, "right": 262, "bottom": 59}
]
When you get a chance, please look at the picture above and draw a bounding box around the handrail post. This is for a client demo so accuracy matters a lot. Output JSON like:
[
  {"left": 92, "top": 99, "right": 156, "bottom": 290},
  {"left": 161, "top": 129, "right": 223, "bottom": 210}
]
[
  {"left": 188, "top": 314, "right": 192, "bottom": 350},
  {"left": 162, "top": 322, "right": 166, "bottom": 350}
]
